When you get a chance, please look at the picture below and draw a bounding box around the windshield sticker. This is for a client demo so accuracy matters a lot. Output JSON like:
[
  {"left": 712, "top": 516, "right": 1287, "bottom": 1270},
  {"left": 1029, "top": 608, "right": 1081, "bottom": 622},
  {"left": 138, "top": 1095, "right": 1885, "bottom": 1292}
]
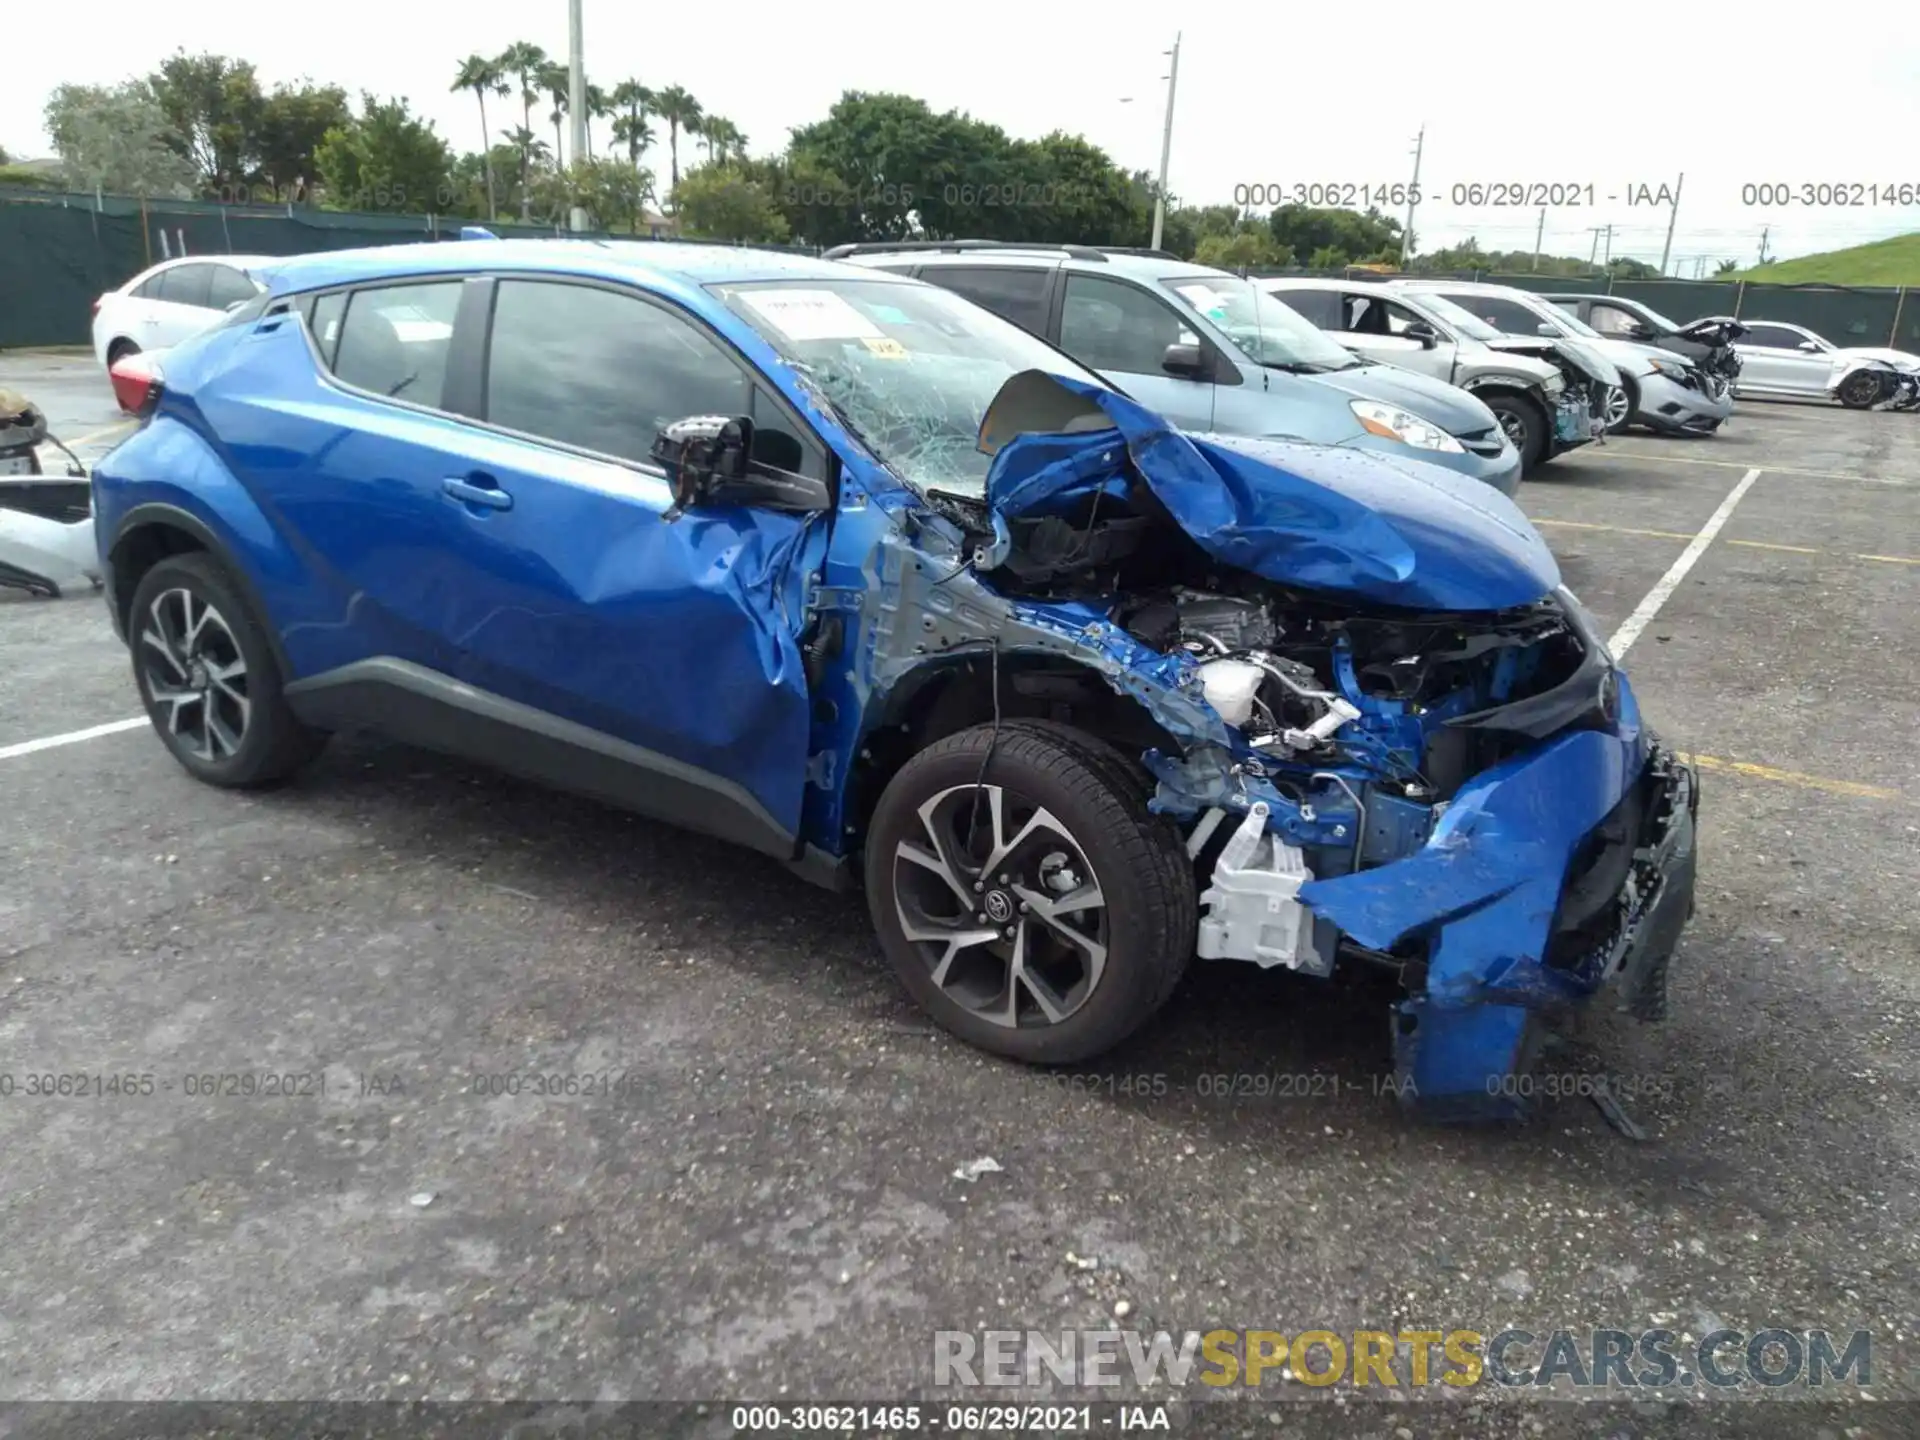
[
  {"left": 739, "top": 289, "right": 884, "bottom": 342},
  {"left": 860, "top": 336, "right": 909, "bottom": 359},
  {"left": 868, "top": 303, "right": 915, "bottom": 325}
]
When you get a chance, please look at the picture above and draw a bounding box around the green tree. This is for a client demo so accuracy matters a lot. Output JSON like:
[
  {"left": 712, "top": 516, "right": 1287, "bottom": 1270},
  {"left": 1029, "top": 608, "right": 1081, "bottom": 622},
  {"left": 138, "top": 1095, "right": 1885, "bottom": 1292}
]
[
  {"left": 147, "top": 51, "right": 264, "bottom": 195},
  {"left": 497, "top": 41, "right": 549, "bottom": 221},
  {"left": 313, "top": 94, "right": 453, "bottom": 214},
  {"left": 787, "top": 91, "right": 996, "bottom": 243},
  {"left": 1267, "top": 204, "right": 1403, "bottom": 268},
  {"left": 700, "top": 116, "right": 746, "bottom": 164},
  {"left": 650, "top": 85, "right": 704, "bottom": 194},
  {"left": 1715, "top": 258, "right": 1739, "bottom": 276},
  {"left": 583, "top": 84, "right": 614, "bottom": 160},
  {"left": 451, "top": 55, "right": 508, "bottom": 220},
  {"left": 448, "top": 142, "right": 526, "bottom": 219},
  {"left": 672, "top": 160, "right": 790, "bottom": 243},
  {"left": 253, "top": 82, "right": 350, "bottom": 202},
  {"left": 1194, "top": 229, "right": 1287, "bottom": 271},
  {"left": 43, "top": 80, "right": 198, "bottom": 196}
]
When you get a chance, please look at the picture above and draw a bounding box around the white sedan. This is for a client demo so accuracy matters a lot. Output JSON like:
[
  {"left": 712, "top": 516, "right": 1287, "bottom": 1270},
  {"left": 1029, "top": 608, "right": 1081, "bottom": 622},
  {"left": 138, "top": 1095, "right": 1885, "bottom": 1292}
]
[
  {"left": 91, "top": 255, "right": 279, "bottom": 377},
  {"left": 1731, "top": 319, "right": 1920, "bottom": 405}
]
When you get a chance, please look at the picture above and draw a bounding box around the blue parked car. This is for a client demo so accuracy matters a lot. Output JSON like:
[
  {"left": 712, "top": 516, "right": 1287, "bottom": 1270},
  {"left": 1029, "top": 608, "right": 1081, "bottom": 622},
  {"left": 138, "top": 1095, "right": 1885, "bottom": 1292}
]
[
  {"left": 91, "top": 238, "right": 1697, "bottom": 1118},
  {"left": 830, "top": 242, "right": 1525, "bottom": 497}
]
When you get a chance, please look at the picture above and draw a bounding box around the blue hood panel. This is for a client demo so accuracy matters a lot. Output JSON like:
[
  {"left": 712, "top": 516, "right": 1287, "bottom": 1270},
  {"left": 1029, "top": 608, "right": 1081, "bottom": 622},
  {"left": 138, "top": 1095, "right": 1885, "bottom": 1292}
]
[{"left": 978, "top": 371, "right": 1561, "bottom": 612}]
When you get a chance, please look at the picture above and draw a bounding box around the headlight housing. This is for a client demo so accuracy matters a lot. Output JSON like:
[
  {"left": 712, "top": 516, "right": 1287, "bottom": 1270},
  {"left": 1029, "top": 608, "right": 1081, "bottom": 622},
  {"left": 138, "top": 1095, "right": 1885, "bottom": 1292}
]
[
  {"left": 1541, "top": 371, "right": 1567, "bottom": 397},
  {"left": 1645, "top": 356, "right": 1691, "bottom": 377},
  {"left": 1559, "top": 587, "right": 1615, "bottom": 666},
  {"left": 1349, "top": 400, "right": 1466, "bottom": 453}
]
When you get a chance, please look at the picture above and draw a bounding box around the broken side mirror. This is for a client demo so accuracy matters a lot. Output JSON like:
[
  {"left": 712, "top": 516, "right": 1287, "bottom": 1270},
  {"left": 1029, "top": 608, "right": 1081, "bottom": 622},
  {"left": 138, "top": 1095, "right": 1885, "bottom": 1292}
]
[
  {"left": 1161, "top": 341, "right": 1211, "bottom": 379},
  {"left": 651, "top": 413, "right": 831, "bottom": 519},
  {"left": 1401, "top": 321, "right": 1439, "bottom": 349}
]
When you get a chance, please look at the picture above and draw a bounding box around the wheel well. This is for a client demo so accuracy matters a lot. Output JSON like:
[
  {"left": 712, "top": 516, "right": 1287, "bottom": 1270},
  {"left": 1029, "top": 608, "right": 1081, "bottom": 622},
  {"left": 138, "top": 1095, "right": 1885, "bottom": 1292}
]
[
  {"left": 106, "top": 337, "right": 138, "bottom": 364},
  {"left": 1474, "top": 384, "right": 1544, "bottom": 421},
  {"left": 844, "top": 654, "right": 1184, "bottom": 849},
  {"left": 110, "top": 522, "right": 206, "bottom": 632}
]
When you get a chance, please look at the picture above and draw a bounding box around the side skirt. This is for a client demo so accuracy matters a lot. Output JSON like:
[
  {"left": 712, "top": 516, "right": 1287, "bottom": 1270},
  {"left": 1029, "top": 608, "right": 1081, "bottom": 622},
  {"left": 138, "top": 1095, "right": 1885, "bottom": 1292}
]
[{"left": 284, "top": 657, "right": 801, "bottom": 864}]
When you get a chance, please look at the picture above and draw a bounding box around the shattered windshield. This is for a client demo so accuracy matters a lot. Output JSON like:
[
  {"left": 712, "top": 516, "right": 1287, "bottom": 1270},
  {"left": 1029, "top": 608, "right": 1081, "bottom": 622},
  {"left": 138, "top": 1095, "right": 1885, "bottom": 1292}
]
[
  {"left": 1162, "top": 274, "right": 1364, "bottom": 372},
  {"left": 714, "top": 278, "right": 1107, "bottom": 498}
]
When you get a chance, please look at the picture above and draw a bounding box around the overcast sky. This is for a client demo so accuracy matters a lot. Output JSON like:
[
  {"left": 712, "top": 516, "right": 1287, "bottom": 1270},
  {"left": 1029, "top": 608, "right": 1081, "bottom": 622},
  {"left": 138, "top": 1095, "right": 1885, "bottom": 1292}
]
[{"left": 9, "top": 4, "right": 1917, "bottom": 270}]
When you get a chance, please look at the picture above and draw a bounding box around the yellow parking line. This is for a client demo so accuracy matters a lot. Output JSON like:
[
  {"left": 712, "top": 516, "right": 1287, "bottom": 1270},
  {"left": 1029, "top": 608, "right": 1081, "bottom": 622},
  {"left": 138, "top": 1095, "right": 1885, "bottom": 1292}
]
[
  {"left": 49, "top": 421, "right": 134, "bottom": 449},
  {"left": 1598, "top": 449, "right": 1901, "bottom": 485},
  {"left": 1533, "top": 518, "right": 1920, "bottom": 568},
  {"left": 1681, "top": 753, "right": 1902, "bottom": 801}
]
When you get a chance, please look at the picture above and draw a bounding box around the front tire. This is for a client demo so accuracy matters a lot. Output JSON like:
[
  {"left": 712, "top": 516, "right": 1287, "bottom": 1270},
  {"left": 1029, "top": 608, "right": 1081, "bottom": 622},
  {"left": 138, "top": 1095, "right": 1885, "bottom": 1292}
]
[
  {"left": 127, "top": 552, "right": 324, "bottom": 787},
  {"left": 1482, "top": 390, "right": 1547, "bottom": 472},
  {"left": 1606, "top": 376, "right": 1637, "bottom": 434},
  {"left": 864, "top": 721, "right": 1196, "bottom": 1064},
  {"left": 1837, "top": 370, "right": 1885, "bottom": 409}
]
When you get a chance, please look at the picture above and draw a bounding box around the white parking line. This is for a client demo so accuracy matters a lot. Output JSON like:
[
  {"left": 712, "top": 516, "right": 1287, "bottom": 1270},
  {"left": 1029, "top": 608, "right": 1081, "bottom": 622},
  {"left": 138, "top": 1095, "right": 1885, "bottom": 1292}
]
[
  {"left": 1609, "top": 468, "right": 1763, "bottom": 659},
  {"left": 0, "top": 716, "right": 148, "bottom": 762}
]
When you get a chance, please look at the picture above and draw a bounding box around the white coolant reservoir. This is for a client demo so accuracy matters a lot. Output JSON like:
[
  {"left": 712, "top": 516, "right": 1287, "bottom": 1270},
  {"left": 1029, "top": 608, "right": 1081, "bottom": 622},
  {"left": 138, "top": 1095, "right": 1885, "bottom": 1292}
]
[
  {"left": 1196, "top": 801, "right": 1326, "bottom": 973},
  {"left": 1197, "top": 658, "right": 1266, "bottom": 727}
]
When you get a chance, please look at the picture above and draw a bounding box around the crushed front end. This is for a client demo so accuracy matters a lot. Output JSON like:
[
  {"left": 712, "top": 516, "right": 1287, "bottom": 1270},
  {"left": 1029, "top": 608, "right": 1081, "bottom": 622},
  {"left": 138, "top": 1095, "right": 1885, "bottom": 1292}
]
[{"left": 959, "top": 372, "right": 1700, "bottom": 1121}]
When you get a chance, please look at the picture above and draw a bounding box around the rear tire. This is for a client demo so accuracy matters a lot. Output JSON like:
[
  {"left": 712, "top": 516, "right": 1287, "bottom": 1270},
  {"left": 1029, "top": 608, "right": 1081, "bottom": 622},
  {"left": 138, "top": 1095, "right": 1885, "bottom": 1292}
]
[
  {"left": 126, "top": 552, "right": 325, "bottom": 788},
  {"left": 864, "top": 720, "right": 1195, "bottom": 1064},
  {"left": 1482, "top": 390, "right": 1547, "bottom": 472}
]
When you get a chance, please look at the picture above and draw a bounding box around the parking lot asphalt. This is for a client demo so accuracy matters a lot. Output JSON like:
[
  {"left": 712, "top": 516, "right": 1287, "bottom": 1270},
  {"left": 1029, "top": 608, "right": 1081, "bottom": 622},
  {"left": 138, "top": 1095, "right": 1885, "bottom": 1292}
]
[{"left": 2, "top": 364, "right": 1918, "bottom": 1436}]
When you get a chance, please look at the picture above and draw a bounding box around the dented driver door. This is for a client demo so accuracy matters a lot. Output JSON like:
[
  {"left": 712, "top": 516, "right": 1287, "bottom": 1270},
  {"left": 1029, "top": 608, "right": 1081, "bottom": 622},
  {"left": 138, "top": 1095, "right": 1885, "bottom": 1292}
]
[{"left": 421, "top": 276, "right": 829, "bottom": 857}]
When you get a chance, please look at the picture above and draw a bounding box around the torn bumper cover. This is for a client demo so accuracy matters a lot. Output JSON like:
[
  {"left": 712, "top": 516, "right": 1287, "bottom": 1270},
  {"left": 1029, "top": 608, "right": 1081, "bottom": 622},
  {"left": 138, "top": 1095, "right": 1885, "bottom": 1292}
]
[{"left": 1301, "top": 721, "right": 1698, "bottom": 1120}]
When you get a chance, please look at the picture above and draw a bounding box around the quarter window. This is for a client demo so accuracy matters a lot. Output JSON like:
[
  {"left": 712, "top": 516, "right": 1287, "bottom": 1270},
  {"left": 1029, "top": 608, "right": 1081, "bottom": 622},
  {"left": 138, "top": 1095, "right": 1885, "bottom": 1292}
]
[
  {"left": 207, "top": 265, "right": 260, "bottom": 310},
  {"left": 485, "top": 279, "right": 752, "bottom": 465}
]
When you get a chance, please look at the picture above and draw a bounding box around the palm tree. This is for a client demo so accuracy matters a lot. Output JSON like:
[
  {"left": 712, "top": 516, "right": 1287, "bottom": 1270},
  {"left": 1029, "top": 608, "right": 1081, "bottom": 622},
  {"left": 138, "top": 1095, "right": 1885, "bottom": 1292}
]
[
  {"left": 583, "top": 83, "right": 614, "bottom": 160},
  {"left": 538, "top": 62, "right": 572, "bottom": 169},
  {"left": 650, "top": 85, "right": 704, "bottom": 193},
  {"left": 610, "top": 81, "right": 655, "bottom": 167},
  {"left": 451, "top": 55, "right": 509, "bottom": 221},
  {"left": 497, "top": 42, "right": 549, "bottom": 221},
  {"left": 701, "top": 117, "right": 744, "bottom": 164}
]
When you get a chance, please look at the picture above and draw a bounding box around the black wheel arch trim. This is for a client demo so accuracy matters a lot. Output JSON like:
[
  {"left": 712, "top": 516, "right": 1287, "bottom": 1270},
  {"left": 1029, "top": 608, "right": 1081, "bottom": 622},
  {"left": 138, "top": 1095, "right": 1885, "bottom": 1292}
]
[
  {"left": 107, "top": 502, "right": 295, "bottom": 679},
  {"left": 281, "top": 656, "right": 804, "bottom": 867}
]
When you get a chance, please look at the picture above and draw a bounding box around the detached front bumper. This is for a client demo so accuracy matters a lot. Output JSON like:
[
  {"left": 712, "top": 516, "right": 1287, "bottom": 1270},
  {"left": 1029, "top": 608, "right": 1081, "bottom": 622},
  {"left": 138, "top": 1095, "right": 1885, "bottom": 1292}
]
[
  {"left": 1637, "top": 370, "right": 1735, "bottom": 433},
  {"left": 1294, "top": 683, "right": 1699, "bottom": 1122}
]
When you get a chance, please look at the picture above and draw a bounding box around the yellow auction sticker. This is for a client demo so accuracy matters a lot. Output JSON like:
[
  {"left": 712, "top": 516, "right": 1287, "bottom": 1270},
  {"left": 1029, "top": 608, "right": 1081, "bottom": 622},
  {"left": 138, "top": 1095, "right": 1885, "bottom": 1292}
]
[{"left": 861, "top": 336, "right": 909, "bottom": 359}]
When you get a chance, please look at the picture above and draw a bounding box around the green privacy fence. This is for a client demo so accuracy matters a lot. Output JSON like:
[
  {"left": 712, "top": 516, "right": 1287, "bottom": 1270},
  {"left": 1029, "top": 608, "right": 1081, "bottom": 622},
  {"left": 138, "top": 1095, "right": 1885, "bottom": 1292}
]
[
  {"left": 3, "top": 187, "right": 1915, "bottom": 351},
  {"left": 0, "top": 187, "right": 688, "bottom": 349}
]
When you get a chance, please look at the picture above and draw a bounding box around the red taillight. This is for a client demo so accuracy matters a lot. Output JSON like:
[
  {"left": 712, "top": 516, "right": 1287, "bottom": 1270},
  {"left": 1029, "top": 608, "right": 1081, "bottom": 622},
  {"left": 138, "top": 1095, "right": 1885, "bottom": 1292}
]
[{"left": 110, "top": 353, "right": 164, "bottom": 417}]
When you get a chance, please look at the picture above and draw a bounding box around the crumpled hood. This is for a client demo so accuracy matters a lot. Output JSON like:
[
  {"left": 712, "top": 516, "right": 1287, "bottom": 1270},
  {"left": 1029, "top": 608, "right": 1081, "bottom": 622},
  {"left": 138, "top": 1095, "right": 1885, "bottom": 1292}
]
[
  {"left": 1482, "top": 335, "right": 1615, "bottom": 387},
  {"left": 1675, "top": 315, "right": 1748, "bottom": 346},
  {"left": 976, "top": 370, "right": 1561, "bottom": 612},
  {"left": 1834, "top": 346, "right": 1920, "bottom": 370}
]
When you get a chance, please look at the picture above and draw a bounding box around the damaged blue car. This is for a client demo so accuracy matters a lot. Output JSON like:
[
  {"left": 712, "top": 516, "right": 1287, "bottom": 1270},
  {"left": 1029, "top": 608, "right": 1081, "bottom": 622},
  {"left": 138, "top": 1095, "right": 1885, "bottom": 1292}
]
[{"left": 90, "top": 240, "right": 1698, "bottom": 1119}]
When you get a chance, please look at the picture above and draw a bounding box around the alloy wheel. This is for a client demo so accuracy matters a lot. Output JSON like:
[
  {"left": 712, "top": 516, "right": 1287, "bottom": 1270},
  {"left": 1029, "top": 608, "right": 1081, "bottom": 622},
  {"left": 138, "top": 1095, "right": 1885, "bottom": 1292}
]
[
  {"left": 892, "top": 782, "right": 1109, "bottom": 1029},
  {"left": 1605, "top": 387, "right": 1632, "bottom": 429},
  {"left": 139, "top": 588, "right": 251, "bottom": 762},
  {"left": 1496, "top": 408, "right": 1529, "bottom": 449}
]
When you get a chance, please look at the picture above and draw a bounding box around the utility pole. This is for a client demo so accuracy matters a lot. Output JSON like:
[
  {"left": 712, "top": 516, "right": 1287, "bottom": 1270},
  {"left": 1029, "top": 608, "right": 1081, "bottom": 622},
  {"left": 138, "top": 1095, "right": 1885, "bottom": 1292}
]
[
  {"left": 1531, "top": 206, "right": 1545, "bottom": 270},
  {"left": 1588, "top": 226, "right": 1603, "bottom": 265},
  {"left": 567, "top": 0, "right": 588, "bottom": 233},
  {"left": 1149, "top": 32, "right": 1181, "bottom": 253},
  {"left": 1758, "top": 226, "right": 1771, "bottom": 265},
  {"left": 1400, "top": 125, "right": 1425, "bottom": 268},
  {"left": 1602, "top": 224, "right": 1614, "bottom": 266},
  {"left": 1658, "top": 172, "right": 1683, "bottom": 276}
]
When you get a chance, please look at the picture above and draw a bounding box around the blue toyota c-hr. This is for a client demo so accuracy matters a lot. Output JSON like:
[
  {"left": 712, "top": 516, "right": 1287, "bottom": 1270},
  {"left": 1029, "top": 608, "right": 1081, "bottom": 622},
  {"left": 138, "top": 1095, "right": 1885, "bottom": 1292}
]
[{"left": 91, "top": 237, "right": 1698, "bottom": 1119}]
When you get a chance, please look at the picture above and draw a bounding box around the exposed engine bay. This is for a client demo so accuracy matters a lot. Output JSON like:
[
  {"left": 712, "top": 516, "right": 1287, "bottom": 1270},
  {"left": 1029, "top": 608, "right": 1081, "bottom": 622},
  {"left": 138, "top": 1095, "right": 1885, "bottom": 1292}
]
[{"left": 0, "top": 387, "right": 99, "bottom": 599}]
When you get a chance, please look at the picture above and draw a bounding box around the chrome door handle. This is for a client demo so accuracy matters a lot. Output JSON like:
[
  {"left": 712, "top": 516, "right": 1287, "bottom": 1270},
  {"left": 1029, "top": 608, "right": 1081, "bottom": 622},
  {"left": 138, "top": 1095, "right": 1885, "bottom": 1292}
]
[{"left": 442, "top": 476, "right": 512, "bottom": 511}]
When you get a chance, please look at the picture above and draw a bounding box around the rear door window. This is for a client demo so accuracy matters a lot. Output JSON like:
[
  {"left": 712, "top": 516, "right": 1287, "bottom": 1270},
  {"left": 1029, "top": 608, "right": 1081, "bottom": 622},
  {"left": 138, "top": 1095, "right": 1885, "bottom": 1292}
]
[
  {"left": 329, "top": 281, "right": 463, "bottom": 405},
  {"left": 207, "top": 265, "right": 260, "bottom": 310},
  {"left": 1267, "top": 288, "right": 1341, "bottom": 328},
  {"left": 160, "top": 264, "right": 216, "bottom": 308},
  {"left": 922, "top": 266, "right": 1053, "bottom": 337}
]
